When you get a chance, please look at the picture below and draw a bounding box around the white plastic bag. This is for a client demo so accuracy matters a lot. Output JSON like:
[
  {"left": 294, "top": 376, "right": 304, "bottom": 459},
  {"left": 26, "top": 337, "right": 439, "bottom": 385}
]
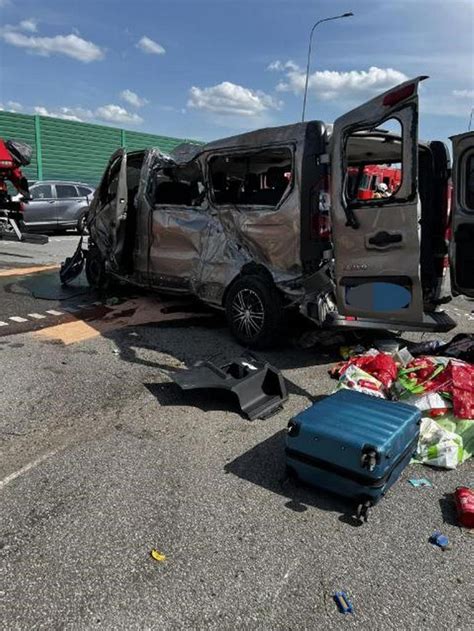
[{"left": 415, "top": 417, "right": 464, "bottom": 469}]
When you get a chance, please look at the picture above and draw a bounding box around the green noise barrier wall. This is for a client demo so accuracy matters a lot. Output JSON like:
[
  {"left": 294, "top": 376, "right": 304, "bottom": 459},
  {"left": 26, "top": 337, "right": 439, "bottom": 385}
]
[{"left": 0, "top": 111, "right": 199, "bottom": 186}]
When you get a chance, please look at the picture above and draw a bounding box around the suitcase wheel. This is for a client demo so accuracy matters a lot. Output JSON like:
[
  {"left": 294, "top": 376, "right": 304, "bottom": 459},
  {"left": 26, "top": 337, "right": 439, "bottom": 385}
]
[{"left": 356, "top": 500, "right": 372, "bottom": 523}]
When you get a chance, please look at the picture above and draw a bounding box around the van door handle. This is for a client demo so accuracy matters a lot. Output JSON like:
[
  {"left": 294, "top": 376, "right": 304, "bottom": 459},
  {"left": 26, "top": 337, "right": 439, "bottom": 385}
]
[{"left": 367, "top": 231, "right": 403, "bottom": 248}]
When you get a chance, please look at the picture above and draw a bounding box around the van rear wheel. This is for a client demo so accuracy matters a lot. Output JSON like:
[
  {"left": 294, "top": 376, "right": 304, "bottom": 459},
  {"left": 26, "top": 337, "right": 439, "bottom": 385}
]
[{"left": 225, "top": 275, "right": 283, "bottom": 348}]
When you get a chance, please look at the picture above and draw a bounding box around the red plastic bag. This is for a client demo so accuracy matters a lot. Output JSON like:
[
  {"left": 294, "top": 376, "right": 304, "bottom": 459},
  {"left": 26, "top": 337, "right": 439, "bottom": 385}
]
[
  {"left": 451, "top": 362, "right": 474, "bottom": 419},
  {"left": 339, "top": 352, "right": 398, "bottom": 388}
]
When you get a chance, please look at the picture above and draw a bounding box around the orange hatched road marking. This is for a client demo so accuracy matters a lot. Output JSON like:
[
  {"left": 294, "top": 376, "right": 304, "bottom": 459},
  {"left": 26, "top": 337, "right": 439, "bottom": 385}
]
[
  {"left": 0, "top": 264, "right": 60, "bottom": 278},
  {"left": 33, "top": 296, "right": 210, "bottom": 345},
  {"left": 34, "top": 319, "right": 104, "bottom": 345}
]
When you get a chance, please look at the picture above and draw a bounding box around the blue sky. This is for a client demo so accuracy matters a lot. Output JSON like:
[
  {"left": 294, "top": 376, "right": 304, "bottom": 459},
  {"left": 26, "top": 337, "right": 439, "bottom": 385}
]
[{"left": 0, "top": 0, "right": 473, "bottom": 145}]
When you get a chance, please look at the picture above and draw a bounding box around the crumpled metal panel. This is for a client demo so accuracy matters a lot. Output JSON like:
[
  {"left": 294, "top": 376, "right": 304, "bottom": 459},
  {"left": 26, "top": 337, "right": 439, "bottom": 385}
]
[
  {"left": 191, "top": 218, "right": 250, "bottom": 304},
  {"left": 88, "top": 148, "right": 127, "bottom": 266},
  {"left": 149, "top": 207, "right": 209, "bottom": 281}
]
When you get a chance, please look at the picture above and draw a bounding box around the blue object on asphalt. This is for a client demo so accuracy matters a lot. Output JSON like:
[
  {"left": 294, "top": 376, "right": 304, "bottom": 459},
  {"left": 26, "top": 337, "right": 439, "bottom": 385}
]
[
  {"left": 333, "top": 591, "right": 354, "bottom": 614},
  {"left": 409, "top": 478, "right": 432, "bottom": 488},
  {"left": 430, "top": 530, "right": 449, "bottom": 549}
]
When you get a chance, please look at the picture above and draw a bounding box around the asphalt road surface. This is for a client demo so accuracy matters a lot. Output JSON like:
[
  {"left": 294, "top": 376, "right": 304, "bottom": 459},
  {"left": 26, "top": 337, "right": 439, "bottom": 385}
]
[{"left": 1, "top": 236, "right": 473, "bottom": 630}]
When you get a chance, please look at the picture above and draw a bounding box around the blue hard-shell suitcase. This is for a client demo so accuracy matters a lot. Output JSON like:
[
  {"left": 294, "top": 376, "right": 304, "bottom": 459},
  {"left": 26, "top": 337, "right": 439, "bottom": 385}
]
[{"left": 285, "top": 389, "right": 421, "bottom": 520}]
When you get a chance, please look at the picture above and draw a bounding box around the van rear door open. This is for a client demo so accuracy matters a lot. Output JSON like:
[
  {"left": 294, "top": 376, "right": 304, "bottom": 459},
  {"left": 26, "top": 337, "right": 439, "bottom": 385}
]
[
  {"left": 330, "top": 77, "right": 426, "bottom": 323},
  {"left": 450, "top": 132, "right": 474, "bottom": 298}
]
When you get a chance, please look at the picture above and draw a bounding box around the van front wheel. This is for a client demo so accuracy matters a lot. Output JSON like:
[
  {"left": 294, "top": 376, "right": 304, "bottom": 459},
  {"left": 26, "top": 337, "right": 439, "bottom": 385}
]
[
  {"left": 225, "top": 275, "right": 283, "bottom": 348},
  {"left": 85, "top": 246, "right": 108, "bottom": 290}
]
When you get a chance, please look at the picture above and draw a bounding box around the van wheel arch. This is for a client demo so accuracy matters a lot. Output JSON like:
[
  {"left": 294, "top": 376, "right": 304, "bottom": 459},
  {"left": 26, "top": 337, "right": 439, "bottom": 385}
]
[{"left": 223, "top": 267, "right": 284, "bottom": 348}]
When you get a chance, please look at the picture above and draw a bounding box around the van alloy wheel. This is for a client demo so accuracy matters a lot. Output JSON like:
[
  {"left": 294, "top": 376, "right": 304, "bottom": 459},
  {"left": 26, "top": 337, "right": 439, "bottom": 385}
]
[
  {"left": 231, "top": 288, "right": 265, "bottom": 338},
  {"left": 225, "top": 274, "right": 284, "bottom": 348}
]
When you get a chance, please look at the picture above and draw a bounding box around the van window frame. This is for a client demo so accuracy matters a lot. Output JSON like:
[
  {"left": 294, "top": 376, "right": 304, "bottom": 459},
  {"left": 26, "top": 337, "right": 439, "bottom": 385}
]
[
  {"left": 147, "top": 160, "right": 206, "bottom": 211},
  {"left": 459, "top": 149, "right": 474, "bottom": 213},
  {"left": 341, "top": 106, "right": 416, "bottom": 211},
  {"left": 206, "top": 143, "right": 295, "bottom": 211}
]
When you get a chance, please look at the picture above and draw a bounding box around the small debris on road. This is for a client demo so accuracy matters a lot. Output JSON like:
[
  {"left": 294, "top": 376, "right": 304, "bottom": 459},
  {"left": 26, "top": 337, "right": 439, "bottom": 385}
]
[
  {"left": 150, "top": 549, "right": 167, "bottom": 562},
  {"left": 408, "top": 478, "right": 433, "bottom": 488},
  {"left": 333, "top": 591, "right": 354, "bottom": 614},
  {"left": 429, "top": 530, "right": 450, "bottom": 550}
]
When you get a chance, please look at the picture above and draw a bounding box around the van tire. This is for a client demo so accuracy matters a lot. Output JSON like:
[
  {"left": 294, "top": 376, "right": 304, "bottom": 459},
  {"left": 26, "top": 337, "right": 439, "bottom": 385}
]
[
  {"left": 85, "top": 246, "right": 108, "bottom": 290},
  {"left": 225, "top": 275, "right": 283, "bottom": 348}
]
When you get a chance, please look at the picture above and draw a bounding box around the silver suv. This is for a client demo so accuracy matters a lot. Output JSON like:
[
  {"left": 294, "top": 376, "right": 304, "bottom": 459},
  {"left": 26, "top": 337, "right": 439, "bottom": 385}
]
[{"left": 23, "top": 181, "right": 95, "bottom": 233}]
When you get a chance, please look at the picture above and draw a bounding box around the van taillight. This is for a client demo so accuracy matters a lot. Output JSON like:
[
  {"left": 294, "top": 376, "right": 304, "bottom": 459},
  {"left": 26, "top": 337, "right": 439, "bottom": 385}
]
[
  {"left": 312, "top": 173, "right": 331, "bottom": 240},
  {"left": 383, "top": 83, "right": 415, "bottom": 106},
  {"left": 312, "top": 213, "right": 331, "bottom": 240}
]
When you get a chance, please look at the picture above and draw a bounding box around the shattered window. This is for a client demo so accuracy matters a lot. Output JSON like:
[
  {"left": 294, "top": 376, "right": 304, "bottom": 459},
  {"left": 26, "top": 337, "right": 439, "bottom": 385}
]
[
  {"left": 209, "top": 148, "right": 292, "bottom": 208},
  {"left": 151, "top": 161, "right": 204, "bottom": 207},
  {"left": 98, "top": 156, "right": 122, "bottom": 205}
]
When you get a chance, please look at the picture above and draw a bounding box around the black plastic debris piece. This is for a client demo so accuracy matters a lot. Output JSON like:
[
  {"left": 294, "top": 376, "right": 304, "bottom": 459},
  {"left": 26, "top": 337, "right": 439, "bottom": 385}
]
[
  {"left": 171, "top": 356, "right": 288, "bottom": 420},
  {"left": 60, "top": 238, "right": 85, "bottom": 286}
]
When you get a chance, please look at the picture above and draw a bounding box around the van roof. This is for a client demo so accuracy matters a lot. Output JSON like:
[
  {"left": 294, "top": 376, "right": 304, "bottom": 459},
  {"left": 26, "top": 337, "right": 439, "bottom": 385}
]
[{"left": 200, "top": 121, "right": 328, "bottom": 153}]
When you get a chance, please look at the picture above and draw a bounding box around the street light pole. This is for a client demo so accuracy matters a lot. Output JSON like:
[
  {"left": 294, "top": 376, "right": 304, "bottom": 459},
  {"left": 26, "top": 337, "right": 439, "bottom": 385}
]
[{"left": 301, "top": 12, "right": 354, "bottom": 122}]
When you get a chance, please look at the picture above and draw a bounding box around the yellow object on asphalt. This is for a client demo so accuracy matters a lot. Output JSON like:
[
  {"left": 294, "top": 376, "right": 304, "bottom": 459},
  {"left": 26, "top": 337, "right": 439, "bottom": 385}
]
[{"left": 150, "top": 549, "right": 167, "bottom": 562}]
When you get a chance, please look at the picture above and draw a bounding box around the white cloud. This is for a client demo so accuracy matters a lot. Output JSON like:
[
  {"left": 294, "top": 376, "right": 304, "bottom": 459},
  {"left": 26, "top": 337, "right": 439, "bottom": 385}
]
[
  {"left": 33, "top": 106, "right": 89, "bottom": 122},
  {"left": 188, "top": 81, "right": 282, "bottom": 117},
  {"left": 19, "top": 19, "right": 37, "bottom": 33},
  {"left": 95, "top": 104, "right": 143, "bottom": 124},
  {"left": 0, "top": 101, "right": 23, "bottom": 113},
  {"left": 267, "top": 60, "right": 299, "bottom": 72},
  {"left": 7, "top": 101, "right": 23, "bottom": 111},
  {"left": 452, "top": 89, "right": 474, "bottom": 99},
  {"left": 1, "top": 29, "right": 104, "bottom": 62},
  {"left": 270, "top": 62, "right": 409, "bottom": 101},
  {"left": 5, "top": 99, "right": 144, "bottom": 127},
  {"left": 137, "top": 36, "right": 165, "bottom": 55},
  {"left": 120, "top": 89, "right": 148, "bottom": 108}
]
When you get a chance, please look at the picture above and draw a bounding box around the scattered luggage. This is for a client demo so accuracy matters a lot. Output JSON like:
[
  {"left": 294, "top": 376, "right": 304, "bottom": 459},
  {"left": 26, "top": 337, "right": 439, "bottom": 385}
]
[{"left": 285, "top": 389, "right": 421, "bottom": 521}]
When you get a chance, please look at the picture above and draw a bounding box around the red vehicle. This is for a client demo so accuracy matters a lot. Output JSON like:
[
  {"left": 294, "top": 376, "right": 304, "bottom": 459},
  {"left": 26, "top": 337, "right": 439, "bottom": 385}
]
[
  {"left": 0, "top": 138, "right": 47, "bottom": 244},
  {"left": 347, "top": 164, "right": 402, "bottom": 200}
]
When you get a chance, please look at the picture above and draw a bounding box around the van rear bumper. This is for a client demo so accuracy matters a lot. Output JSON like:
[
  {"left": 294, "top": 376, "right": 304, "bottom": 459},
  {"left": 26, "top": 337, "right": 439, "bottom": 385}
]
[{"left": 320, "top": 310, "right": 456, "bottom": 333}]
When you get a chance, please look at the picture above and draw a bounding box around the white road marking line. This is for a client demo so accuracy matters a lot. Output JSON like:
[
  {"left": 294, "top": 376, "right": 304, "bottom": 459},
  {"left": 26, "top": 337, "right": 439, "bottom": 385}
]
[
  {"left": 0, "top": 321, "right": 8, "bottom": 327},
  {"left": 9, "top": 316, "right": 28, "bottom": 323},
  {"left": 45, "top": 309, "right": 64, "bottom": 316},
  {"left": 0, "top": 449, "right": 58, "bottom": 490},
  {"left": 28, "top": 313, "right": 46, "bottom": 319},
  {"left": 92, "top": 301, "right": 102, "bottom": 306}
]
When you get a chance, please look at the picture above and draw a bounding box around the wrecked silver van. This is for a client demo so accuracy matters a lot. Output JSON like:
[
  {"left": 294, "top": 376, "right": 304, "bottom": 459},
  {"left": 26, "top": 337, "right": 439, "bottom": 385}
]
[{"left": 80, "top": 77, "right": 474, "bottom": 347}]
